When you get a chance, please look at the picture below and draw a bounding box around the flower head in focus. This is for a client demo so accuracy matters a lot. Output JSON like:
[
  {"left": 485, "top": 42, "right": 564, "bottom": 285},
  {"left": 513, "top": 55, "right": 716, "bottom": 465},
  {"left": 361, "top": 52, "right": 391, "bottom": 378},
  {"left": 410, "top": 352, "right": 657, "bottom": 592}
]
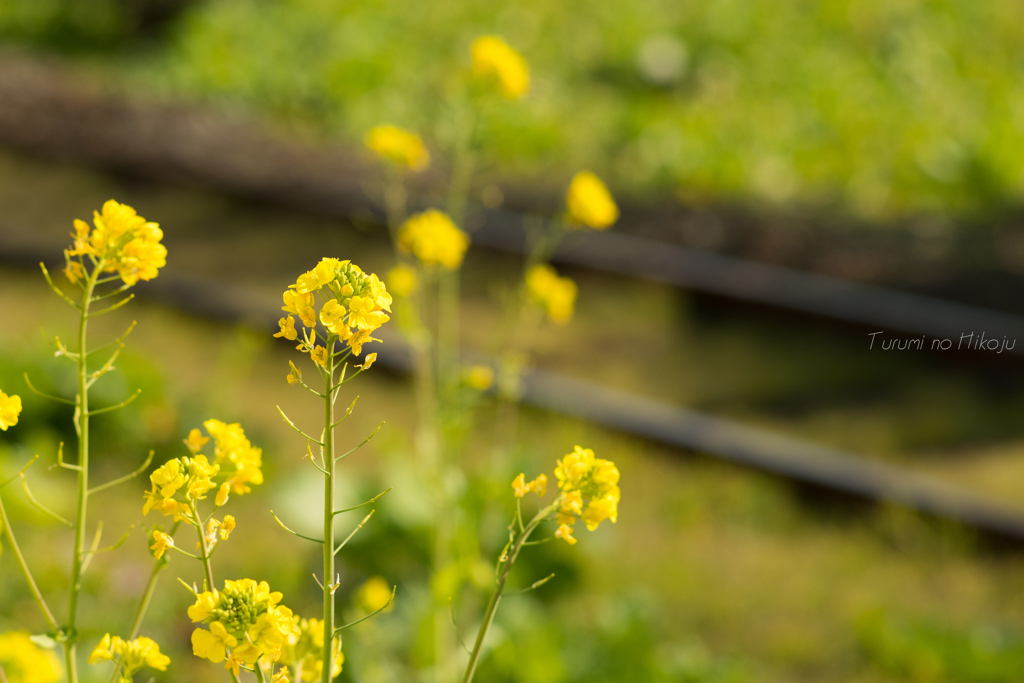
[
  {"left": 365, "top": 124, "right": 430, "bottom": 172},
  {"left": 88, "top": 633, "right": 169, "bottom": 681},
  {"left": 66, "top": 200, "right": 167, "bottom": 286},
  {"left": 190, "top": 579, "right": 299, "bottom": 669},
  {"left": 279, "top": 617, "right": 344, "bottom": 682},
  {"left": 281, "top": 258, "right": 392, "bottom": 360},
  {"left": 397, "top": 210, "right": 469, "bottom": 270},
  {"left": 0, "top": 631, "right": 62, "bottom": 683},
  {"left": 566, "top": 171, "right": 618, "bottom": 230},
  {"left": 471, "top": 36, "right": 530, "bottom": 99},
  {"left": 526, "top": 265, "right": 578, "bottom": 324},
  {"left": 0, "top": 390, "right": 22, "bottom": 431}
]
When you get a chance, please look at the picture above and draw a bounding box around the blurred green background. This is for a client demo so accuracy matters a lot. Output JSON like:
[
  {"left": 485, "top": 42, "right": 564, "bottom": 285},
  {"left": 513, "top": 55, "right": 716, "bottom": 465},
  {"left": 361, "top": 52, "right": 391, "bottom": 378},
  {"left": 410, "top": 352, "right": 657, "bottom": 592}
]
[{"left": 4, "top": 1, "right": 1024, "bottom": 682}]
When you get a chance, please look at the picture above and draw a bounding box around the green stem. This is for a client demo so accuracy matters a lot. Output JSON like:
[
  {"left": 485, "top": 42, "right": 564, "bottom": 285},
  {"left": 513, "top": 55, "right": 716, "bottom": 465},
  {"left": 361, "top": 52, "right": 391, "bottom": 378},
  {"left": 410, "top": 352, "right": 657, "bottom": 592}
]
[
  {"left": 193, "top": 502, "right": 216, "bottom": 592},
  {"left": 460, "top": 502, "right": 557, "bottom": 683},
  {"left": 322, "top": 349, "right": 337, "bottom": 683},
  {"left": 0, "top": 492, "right": 59, "bottom": 630},
  {"left": 65, "top": 268, "right": 98, "bottom": 683}
]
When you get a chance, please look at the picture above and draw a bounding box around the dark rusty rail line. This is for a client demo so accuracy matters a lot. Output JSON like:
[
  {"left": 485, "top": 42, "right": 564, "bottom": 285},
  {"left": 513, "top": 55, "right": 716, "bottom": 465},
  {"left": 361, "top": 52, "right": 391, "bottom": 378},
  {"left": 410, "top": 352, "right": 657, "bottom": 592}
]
[{"left": 3, "top": 240, "right": 1024, "bottom": 544}]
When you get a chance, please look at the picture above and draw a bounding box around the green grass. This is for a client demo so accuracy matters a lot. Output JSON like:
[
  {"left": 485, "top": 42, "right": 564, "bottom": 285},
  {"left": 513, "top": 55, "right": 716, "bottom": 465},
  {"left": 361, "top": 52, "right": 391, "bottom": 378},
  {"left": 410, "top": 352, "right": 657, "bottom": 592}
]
[{"left": 6, "top": 0, "right": 1024, "bottom": 221}]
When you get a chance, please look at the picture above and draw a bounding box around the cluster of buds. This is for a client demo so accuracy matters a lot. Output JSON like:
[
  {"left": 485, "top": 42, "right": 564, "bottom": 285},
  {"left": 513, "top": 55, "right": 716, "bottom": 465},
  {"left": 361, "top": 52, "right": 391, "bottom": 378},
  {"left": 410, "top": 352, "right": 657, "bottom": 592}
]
[
  {"left": 526, "top": 264, "right": 578, "bottom": 324},
  {"left": 279, "top": 617, "right": 344, "bottom": 682},
  {"left": 276, "top": 258, "right": 392, "bottom": 361},
  {"left": 64, "top": 199, "right": 167, "bottom": 286},
  {"left": 88, "top": 634, "right": 170, "bottom": 682},
  {"left": 189, "top": 579, "right": 299, "bottom": 675}
]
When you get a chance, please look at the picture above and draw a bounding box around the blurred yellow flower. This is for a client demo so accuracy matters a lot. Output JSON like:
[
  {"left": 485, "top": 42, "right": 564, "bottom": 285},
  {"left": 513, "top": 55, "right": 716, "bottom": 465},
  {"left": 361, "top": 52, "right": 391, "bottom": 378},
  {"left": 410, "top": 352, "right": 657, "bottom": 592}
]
[
  {"left": 356, "top": 576, "right": 395, "bottom": 614},
  {"left": 0, "top": 632, "right": 61, "bottom": 683},
  {"left": 184, "top": 428, "right": 210, "bottom": 454},
  {"left": 88, "top": 634, "right": 169, "bottom": 679},
  {"left": 280, "top": 617, "right": 344, "bottom": 682},
  {"left": 550, "top": 445, "right": 620, "bottom": 541},
  {"left": 465, "top": 365, "right": 494, "bottom": 390},
  {"left": 150, "top": 530, "right": 174, "bottom": 559},
  {"left": 0, "top": 390, "right": 22, "bottom": 431},
  {"left": 365, "top": 124, "right": 430, "bottom": 172},
  {"left": 273, "top": 666, "right": 292, "bottom": 683},
  {"left": 526, "top": 264, "right": 578, "bottom": 324},
  {"left": 554, "top": 523, "right": 577, "bottom": 545},
  {"left": 220, "top": 515, "right": 236, "bottom": 540},
  {"left": 386, "top": 263, "right": 418, "bottom": 297},
  {"left": 472, "top": 36, "right": 530, "bottom": 99},
  {"left": 566, "top": 171, "right": 618, "bottom": 230},
  {"left": 216, "top": 481, "right": 231, "bottom": 506},
  {"left": 512, "top": 473, "right": 547, "bottom": 498},
  {"left": 67, "top": 200, "right": 167, "bottom": 286},
  {"left": 398, "top": 210, "right": 469, "bottom": 270}
]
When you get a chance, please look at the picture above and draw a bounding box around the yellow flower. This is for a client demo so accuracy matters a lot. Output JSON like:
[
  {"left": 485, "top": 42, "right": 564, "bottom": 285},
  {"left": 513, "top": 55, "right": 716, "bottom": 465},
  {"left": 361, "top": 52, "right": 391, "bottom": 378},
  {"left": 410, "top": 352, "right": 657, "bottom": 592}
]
[
  {"left": 287, "top": 360, "right": 302, "bottom": 386},
  {"left": 0, "top": 391, "right": 22, "bottom": 431},
  {"left": 279, "top": 618, "right": 343, "bottom": 682},
  {"left": 355, "top": 577, "right": 394, "bottom": 614},
  {"left": 533, "top": 473, "right": 548, "bottom": 496},
  {"left": 220, "top": 515, "right": 236, "bottom": 540},
  {"left": 275, "top": 316, "right": 299, "bottom": 341},
  {"left": 359, "top": 353, "right": 377, "bottom": 370},
  {"left": 471, "top": 35, "right": 530, "bottom": 99},
  {"left": 397, "top": 210, "right": 469, "bottom": 270},
  {"left": 311, "top": 345, "right": 329, "bottom": 367},
  {"left": 273, "top": 665, "right": 292, "bottom": 683},
  {"left": 386, "top": 264, "right": 418, "bottom": 297},
  {"left": 550, "top": 446, "right": 620, "bottom": 535},
  {"left": 346, "top": 329, "right": 380, "bottom": 356},
  {"left": 369, "top": 273, "right": 393, "bottom": 313},
  {"left": 88, "top": 634, "right": 168, "bottom": 679},
  {"left": 188, "top": 590, "right": 220, "bottom": 622},
  {"left": 347, "top": 295, "right": 389, "bottom": 330},
  {"left": 295, "top": 259, "right": 337, "bottom": 294},
  {"left": 216, "top": 482, "right": 231, "bottom": 507},
  {"left": 0, "top": 632, "right": 61, "bottom": 683},
  {"left": 224, "top": 652, "right": 243, "bottom": 677},
  {"left": 67, "top": 200, "right": 167, "bottom": 285},
  {"left": 526, "top": 264, "right": 578, "bottom": 324},
  {"left": 566, "top": 171, "right": 618, "bottom": 230},
  {"left": 63, "top": 259, "right": 84, "bottom": 285},
  {"left": 555, "top": 523, "right": 577, "bottom": 545},
  {"left": 365, "top": 124, "right": 430, "bottom": 172},
  {"left": 282, "top": 289, "right": 317, "bottom": 328},
  {"left": 512, "top": 473, "right": 529, "bottom": 498},
  {"left": 192, "top": 622, "right": 237, "bottom": 663},
  {"left": 184, "top": 428, "right": 210, "bottom": 454},
  {"left": 465, "top": 365, "right": 494, "bottom": 391},
  {"left": 150, "top": 459, "right": 186, "bottom": 499},
  {"left": 88, "top": 634, "right": 116, "bottom": 664},
  {"left": 150, "top": 530, "right": 174, "bottom": 559}
]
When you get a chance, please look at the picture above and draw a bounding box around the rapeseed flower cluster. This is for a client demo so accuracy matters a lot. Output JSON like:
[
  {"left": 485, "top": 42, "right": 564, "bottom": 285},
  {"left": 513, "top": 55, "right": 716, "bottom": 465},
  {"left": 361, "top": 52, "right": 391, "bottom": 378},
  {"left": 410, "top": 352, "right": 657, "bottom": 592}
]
[
  {"left": 553, "top": 446, "right": 620, "bottom": 544},
  {"left": 0, "top": 632, "right": 61, "bottom": 683},
  {"left": 143, "top": 421, "right": 261, "bottom": 538},
  {"left": 189, "top": 579, "right": 300, "bottom": 674},
  {"left": 87, "top": 634, "right": 170, "bottom": 682},
  {"left": 65, "top": 199, "right": 167, "bottom": 286},
  {"left": 566, "top": 171, "right": 619, "bottom": 230},
  {"left": 365, "top": 124, "right": 430, "bottom": 172},
  {"left": 277, "top": 258, "right": 392, "bottom": 359},
  {"left": 526, "top": 264, "right": 578, "bottom": 324},
  {"left": 397, "top": 210, "right": 469, "bottom": 270},
  {"left": 512, "top": 472, "right": 547, "bottom": 499},
  {"left": 279, "top": 617, "right": 344, "bottom": 682},
  {"left": 471, "top": 36, "right": 530, "bottom": 99},
  {"left": 0, "top": 389, "right": 21, "bottom": 431}
]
